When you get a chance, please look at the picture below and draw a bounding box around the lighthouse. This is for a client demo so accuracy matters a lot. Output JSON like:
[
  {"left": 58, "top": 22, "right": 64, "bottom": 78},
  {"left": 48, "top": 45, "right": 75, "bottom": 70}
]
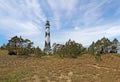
[{"left": 44, "top": 20, "right": 51, "bottom": 54}]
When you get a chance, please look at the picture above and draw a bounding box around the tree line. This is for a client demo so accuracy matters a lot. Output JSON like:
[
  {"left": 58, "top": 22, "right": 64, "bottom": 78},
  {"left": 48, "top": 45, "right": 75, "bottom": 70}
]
[
  {"left": 0, "top": 36, "right": 119, "bottom": 60},
  {"left": 0, "top": 36, "right": 42, "bottom": 57}
]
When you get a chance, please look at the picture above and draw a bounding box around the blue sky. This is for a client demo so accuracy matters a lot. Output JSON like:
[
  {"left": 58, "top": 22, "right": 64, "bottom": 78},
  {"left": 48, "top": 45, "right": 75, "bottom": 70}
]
[{"left": 0, "top": 0, "right": 120, "bottom": 49}]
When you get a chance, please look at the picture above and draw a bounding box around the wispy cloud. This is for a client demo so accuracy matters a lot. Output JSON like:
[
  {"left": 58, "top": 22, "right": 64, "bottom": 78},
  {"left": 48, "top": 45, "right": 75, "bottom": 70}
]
[
  {"left": 0, "top": 0, "right": 120, "bottom": 49},
  {"left": 72, "top": 0, "right": 112, "bottom": 27},
  {"left": 53, "top": 23, "right": 120, "bottom": 47},
  {"left": 0, "top": 0, "right": 46, "bottom": 48},
  {"left": 47, "top": 0, "right": 78, "bottom": 29}
]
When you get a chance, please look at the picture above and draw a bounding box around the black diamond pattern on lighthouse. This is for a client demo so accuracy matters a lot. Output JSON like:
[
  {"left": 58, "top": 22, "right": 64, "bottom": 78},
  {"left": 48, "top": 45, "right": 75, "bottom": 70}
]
[{"left": 45, "top": 20, "right": 51, "bottom": 54}]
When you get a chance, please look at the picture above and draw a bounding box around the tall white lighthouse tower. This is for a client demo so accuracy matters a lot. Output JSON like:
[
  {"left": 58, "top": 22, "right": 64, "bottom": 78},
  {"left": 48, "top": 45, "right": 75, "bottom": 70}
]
[{"left": 44, "top": 20, "right": 51, "bottom": 54}]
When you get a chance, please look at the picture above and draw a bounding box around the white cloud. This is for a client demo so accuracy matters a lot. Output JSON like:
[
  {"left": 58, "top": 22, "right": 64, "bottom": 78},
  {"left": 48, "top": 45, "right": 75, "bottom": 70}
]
[
  {"left": 0, "top": 18, "right": 42, "bottom": 45},
  {"left": 72, "top": 0, "right": 111, "bottom": 26},
  {"left": 47, "top": 0, "right": 78, "bottom": 29},
  {"left": 0, "top": 0, "right": 46, "bottom": 21},
  {"left": 47, "top": 0, "right": 77, "bottom": 13},
  {"left": 0, "top": 0, "right": 46, "bottom": 48},
  {"left": 0, "top": 0, "right": 120, "bottom": 49},
  {"left": 52, "top": 24, "right": 120, "bottom": 47}
]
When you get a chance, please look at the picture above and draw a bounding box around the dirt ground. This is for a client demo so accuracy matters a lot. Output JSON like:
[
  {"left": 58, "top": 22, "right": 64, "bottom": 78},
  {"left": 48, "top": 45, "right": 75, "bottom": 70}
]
[{"left": 0, "top": 50, "right": 120, "bottom": 82}]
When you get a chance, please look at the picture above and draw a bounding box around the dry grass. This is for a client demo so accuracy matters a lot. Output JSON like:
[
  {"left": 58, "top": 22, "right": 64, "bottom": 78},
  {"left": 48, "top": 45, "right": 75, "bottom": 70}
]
[{"left": 0, "top": 50, "right": 120, "bottom": 82}]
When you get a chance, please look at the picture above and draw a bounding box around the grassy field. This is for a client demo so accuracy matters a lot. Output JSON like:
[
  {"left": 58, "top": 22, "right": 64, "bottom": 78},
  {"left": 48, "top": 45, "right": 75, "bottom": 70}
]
[{"left": 0, "top": 50, "right": 120, "bottom": 82}]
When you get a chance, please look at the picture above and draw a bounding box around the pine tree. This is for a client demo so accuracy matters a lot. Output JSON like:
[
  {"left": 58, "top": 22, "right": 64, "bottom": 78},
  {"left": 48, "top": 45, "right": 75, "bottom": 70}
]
[
  {"left": 7, "top": 36, "right": 34, "bottom": 55},
  {"left": 111, "top": 38, "right": 119, "bottom": 53},
  {"left": 53, "top": 39, "right": 84, "bottom": 58}
]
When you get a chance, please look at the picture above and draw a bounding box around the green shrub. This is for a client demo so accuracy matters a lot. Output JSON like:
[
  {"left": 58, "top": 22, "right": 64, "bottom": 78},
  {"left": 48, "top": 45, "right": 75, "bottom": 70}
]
[
  {"left": 53, "top": 39, "right": 85, "bottom": 58},
  {"left": 34, "top": 47, "right": 42, "bottom": 57}
]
